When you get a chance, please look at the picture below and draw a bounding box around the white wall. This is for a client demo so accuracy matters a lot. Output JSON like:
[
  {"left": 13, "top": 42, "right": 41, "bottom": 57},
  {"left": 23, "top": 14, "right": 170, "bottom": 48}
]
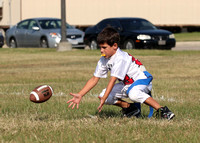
[{"left": 0, "top": 0, "right": 200, "bottom": 27}]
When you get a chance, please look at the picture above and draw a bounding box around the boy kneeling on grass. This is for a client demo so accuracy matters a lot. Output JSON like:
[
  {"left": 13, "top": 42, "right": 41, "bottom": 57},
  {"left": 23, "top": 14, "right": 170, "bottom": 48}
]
[{"left": 67, "top": 27, "right": 175, "bottom": 120}]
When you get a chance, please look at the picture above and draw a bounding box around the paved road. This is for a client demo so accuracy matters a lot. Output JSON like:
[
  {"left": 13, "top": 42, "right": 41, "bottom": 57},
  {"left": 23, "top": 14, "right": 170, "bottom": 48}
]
[{"left": 172, "top": 41, "right": 200, "bottom": 51}]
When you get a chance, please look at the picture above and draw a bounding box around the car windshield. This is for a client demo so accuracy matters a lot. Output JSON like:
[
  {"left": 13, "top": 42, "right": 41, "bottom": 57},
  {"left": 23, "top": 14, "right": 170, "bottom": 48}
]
[
  {"left": 120, "top": 19, "right": 157, "bottom": 31},
  {"left": 38, "top": 19, "right": 74, "bottom": 29}
]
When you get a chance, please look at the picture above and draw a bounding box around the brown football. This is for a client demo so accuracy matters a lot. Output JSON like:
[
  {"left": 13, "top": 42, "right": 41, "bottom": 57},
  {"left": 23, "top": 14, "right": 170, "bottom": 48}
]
[{"left": 30, "top": 85, "right": 53, "bottom": 103}]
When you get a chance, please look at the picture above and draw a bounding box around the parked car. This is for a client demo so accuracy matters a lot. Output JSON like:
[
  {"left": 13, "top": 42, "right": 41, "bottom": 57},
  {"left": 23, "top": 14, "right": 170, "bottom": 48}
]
[
  {"left": 0, "top": 31, "right": 4, "bottom": 47},
  {"left": 84, "top": 17, "right": 176, "bottom": 50},
  {"left": 5, "top": 18, "right": 85, "bottom": 48}
]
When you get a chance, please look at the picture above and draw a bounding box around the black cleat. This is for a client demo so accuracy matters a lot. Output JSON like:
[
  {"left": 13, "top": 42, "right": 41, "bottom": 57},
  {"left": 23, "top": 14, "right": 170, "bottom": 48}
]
[
  {"left": 121, "top": 103, "right": 141, "bottom": 118},
  {"left": 156, "top": 106, "right": 175, "bottom": 120}
]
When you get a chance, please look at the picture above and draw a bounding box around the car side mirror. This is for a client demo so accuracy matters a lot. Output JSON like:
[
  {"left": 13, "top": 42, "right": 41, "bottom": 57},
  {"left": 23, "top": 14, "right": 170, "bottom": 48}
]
[{"left": 32, "top": 26, "right": 40, "bottom": 31}]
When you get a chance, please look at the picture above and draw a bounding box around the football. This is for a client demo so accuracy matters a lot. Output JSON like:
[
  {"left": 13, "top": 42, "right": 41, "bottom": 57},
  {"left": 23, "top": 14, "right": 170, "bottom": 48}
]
[{"left": 30, "top": 85, "right": 53, "bottom": 103}]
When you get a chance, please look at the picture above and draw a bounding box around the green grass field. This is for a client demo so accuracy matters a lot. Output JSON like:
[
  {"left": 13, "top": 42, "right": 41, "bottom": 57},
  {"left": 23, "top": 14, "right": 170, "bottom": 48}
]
[{"left": 0, "top": 48, "right": 200, "bottom": 143}]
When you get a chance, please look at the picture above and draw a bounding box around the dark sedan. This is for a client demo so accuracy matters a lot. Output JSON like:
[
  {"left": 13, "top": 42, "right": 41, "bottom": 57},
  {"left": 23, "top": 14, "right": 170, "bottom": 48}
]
[{"left": 84, "top": 17, "right": 176, "bottom": 50}]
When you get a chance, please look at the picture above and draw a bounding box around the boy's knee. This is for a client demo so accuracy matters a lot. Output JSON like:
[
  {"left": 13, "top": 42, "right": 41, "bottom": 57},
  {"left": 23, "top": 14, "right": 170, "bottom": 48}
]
[
  {"left": 98, "top": 95, "right": 116, "bottom": 105},
  {"left": 128, "top": 90, "right": 150, "bottom": 103},
  {"left": 99, "top": 88, "right": 116, "bottom": 105}
]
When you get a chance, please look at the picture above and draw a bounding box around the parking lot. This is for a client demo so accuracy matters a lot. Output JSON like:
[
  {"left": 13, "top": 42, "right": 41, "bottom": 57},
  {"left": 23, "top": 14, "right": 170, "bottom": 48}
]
[{"left": 2, "top": 41, "right": 200, "bottom": 51}]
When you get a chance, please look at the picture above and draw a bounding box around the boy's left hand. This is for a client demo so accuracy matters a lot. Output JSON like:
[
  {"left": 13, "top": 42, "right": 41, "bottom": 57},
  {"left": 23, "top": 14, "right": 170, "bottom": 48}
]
[{"left": 97, "top": 96, "right": 105, "bottom": 112}]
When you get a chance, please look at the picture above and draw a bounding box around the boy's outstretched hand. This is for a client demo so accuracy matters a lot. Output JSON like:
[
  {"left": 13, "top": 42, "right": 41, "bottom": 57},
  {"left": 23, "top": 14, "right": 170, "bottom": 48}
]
[
  {"left": 67, "top": 93, "right": 82, "bottom": 109},
  {"left": 97, "top": 96, "right": 105, "bottom": 112}
]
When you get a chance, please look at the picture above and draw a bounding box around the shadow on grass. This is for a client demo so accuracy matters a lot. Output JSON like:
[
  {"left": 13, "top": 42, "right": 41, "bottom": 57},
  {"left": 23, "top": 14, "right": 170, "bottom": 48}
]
[
  {"left": 93, "top": 110, "right": 155, "bottom": 119},
  {"left": 94, "top": 110, "right": 121, "bottom": 118}
]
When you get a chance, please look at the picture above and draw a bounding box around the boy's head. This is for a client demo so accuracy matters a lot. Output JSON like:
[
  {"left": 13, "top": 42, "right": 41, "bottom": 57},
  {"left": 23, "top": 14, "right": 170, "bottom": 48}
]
[
  {"left": 97, "top": 27, "right": 120, "bottom": 58},
  {"left": 97, "top": 27, "right": 120, "bottom": 47}
]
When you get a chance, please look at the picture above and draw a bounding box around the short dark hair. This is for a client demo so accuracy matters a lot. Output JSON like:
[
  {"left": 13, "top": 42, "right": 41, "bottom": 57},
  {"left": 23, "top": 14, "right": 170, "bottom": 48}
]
[{"left": 97, "top": 27, "right": 120, "bottom": 46}]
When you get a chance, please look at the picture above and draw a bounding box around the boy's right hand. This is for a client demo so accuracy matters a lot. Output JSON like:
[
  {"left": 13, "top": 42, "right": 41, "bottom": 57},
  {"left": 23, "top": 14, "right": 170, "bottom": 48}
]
[{"left": 67, "top": 93, "right": 82, "bottom": 109}]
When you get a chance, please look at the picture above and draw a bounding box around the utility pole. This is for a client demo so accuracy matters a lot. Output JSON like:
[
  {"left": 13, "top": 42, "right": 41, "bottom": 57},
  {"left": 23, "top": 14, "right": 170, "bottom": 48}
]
[
  {"left": 9, "top": 0, "right": 12, "bottom": 27},
  {"left": 57, "top": 0, "right": 72, "bottom": 51},
  {"left": 61, "top": 0, "right": 66, "bottom": 42}
]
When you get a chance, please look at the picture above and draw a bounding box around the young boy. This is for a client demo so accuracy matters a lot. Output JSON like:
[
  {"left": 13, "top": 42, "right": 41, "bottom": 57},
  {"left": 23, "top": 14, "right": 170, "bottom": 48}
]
[{"left": 67, "top": 27, "right": 175, "bottom": 120}]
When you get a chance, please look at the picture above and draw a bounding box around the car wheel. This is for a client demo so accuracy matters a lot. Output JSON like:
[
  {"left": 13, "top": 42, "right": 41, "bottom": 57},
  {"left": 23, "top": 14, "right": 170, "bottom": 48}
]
[
  {"left": 40, "top": 37, "right": 48, "bottom": 48},
  {"left": 9, "top": 38, "right": 17, "bottom": 48},
  {"left": 123, "top": 39, "right": 135, "bottom": 49},
  {"left": 90, "top": 39, "right": 98, "bottom": 50}
]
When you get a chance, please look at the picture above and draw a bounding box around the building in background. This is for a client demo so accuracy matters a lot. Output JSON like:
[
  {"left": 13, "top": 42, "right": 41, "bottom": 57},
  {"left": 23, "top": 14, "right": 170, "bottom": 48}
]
[{"left": 0, "top": 0, "right": 200, "bottom": 33}]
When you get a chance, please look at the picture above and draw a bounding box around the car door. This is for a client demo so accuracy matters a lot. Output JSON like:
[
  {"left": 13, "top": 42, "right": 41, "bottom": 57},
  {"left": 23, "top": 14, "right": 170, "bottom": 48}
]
[
  {"left": 15, "top": 20, "right": 29, "bottom": 46},
  {"left": 23, "top": 20, "right": 41, "bottom": 47},
  {"left": 106, "top": 20, "right": 122, "bottom": 32},
  {"left": 96, "top": 19, "right": 110, "bottom": 33},
  {"left": 99, "top": 19, "right": 124, "bottom": 41},
  {"left": 108, "top": 20, "right": 126, "bottom": 43}
]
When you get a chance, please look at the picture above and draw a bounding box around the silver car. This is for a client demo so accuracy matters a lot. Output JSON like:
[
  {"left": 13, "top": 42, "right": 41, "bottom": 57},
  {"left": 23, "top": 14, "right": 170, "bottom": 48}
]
[{"left": 6, "top": 18, "right": 85, "bottom": 48}]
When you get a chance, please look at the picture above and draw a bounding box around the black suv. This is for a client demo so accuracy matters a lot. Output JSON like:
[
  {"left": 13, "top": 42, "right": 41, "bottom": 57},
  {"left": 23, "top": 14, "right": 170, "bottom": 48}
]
[{"left": 84, "top": 17, "right": 176, "bottom": 50}]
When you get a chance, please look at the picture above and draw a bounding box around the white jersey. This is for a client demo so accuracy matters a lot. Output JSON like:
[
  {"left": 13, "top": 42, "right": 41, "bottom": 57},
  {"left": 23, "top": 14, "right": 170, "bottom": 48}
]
[{"left": 94, "top": 48, "right": 146, "bottom": 85}]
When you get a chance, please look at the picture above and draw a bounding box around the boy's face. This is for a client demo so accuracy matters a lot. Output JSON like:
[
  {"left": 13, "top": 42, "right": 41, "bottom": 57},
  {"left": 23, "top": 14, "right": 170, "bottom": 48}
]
[{"left": 99, "top": 43, "right": 118, "bottom": 59}]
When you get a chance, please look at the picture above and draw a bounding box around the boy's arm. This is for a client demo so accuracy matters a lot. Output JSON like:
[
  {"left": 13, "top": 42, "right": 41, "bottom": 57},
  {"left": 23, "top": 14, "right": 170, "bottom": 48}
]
[
  {"left": 67, "top": 76, "right": 100, "bottom": 109},
  {"left": 98, "top": 76, "right": 118, "bottom": 112},
  {"left": 78, "top": 76, "right": 100, "bottom": 96}
]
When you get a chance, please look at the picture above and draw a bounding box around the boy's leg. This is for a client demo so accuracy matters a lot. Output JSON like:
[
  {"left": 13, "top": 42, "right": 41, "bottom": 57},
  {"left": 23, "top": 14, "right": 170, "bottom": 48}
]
[
  {"left": 114, "top": 98, "right": 129, "bottom": 108},
  {"left": 144, "top": 97, "right": 175, "bottom": 120},
  {"left": 144, "top": 96, "right": 175, "bottom": 120},
  {"left": 128, "top": 85, "right": 175, "bottom": 120},
  {"left": 98, "top": 83, "right": 140, "bottom": 118},
  {"left": 144, "top": 97, "right": 161, "bottom": 110}
]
